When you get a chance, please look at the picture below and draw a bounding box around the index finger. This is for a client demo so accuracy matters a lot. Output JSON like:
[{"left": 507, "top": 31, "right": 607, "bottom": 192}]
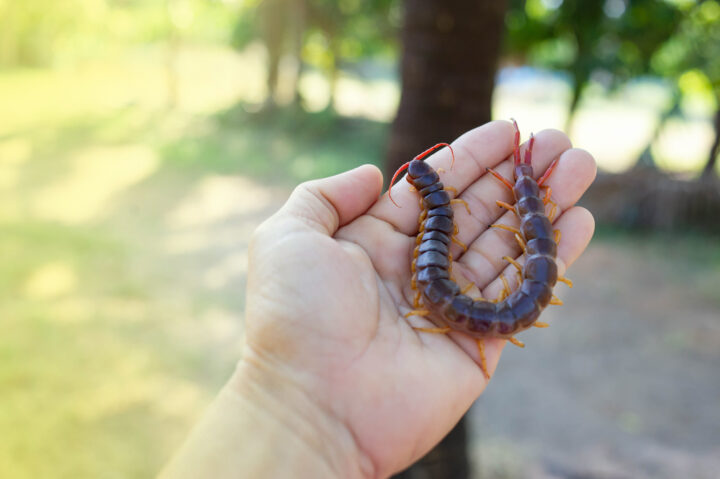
[{"left": 368, "top": 120, "right": 516, "bottom": 235}]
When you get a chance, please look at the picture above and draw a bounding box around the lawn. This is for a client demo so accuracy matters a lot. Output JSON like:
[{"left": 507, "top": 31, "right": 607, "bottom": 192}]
[{"left": 0, "top": 45, "right": 386, "bottom": 478}]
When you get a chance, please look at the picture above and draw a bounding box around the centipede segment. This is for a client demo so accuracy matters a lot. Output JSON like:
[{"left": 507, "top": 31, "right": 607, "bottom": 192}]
[{"left": 390, "top": 121, "right": 572, "bottom": 379}]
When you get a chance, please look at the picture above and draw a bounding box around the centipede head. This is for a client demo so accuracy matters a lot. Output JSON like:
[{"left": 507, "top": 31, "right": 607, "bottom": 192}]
[{"left": 388, "top": 143, "right": 455, "bottom": 207}]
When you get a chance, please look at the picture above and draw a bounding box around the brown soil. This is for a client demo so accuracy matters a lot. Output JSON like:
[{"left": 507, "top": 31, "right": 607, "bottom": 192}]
[{"left": 470, "top": 240, "right": 720, "bottom": 479}]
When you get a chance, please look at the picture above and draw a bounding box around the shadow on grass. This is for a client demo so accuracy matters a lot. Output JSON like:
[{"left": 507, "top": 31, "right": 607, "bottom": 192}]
[{"left": 160, "top": 104, "right": 389, "bottom": 185}]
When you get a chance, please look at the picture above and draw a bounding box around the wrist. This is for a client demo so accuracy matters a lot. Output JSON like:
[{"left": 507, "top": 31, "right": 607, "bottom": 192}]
[
  {"left": 230, "top": 349, "right": 376, "bottom": 479},
  {"left": 161, "top": 352, "right": 375, "bottom": 479}
]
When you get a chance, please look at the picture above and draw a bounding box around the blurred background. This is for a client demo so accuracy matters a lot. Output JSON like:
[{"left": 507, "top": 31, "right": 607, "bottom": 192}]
[{"left": 1, "top": 0, "right": 718, "bottom": 478}]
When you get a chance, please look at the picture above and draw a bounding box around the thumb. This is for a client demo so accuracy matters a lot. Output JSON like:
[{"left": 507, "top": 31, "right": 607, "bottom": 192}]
[{"left": 281, "top": 164, "right": 383, "bottom": 236}]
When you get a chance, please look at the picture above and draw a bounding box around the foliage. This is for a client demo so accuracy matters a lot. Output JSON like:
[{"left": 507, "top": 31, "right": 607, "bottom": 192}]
[
  {"left": 653, "top": 0, "right": 720, "bottom": 97},
  {"left": 504, "top": 0, "right": 685, "bottom": 119},
  {"left": 232, "top": 0, "right": 400, "bottom": 65},
  {"left": 0, "top": 0, "right": 106, "bottom": 66}
]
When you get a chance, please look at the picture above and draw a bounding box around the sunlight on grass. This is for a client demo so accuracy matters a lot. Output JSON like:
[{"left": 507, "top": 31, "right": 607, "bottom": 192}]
[
  {"left": 23, "top": 261, "right": 78, "bottom": 299},
  {"left": 166, "top": 175, "right": 273, "bottom": 229},
  {"left": 0, "top": 138, "right": 32, "bottom": 165},
  {"left": 33, "top": 144, "right": 159, "bottom": 223},
  {"left": 202, "top": 250, "right": 249, "bottom": 290},
  {"left": 50, "top": 298, "right": 96, "bottom": 324}
]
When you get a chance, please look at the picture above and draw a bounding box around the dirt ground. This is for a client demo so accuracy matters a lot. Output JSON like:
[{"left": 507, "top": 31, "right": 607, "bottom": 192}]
[{"left": 470, "top": 239, "right": 720, "bottom": 479}]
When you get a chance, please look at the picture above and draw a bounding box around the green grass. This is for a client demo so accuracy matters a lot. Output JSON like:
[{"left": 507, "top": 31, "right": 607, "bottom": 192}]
[
  {"left": 162, "top": 106, "right": 387, "bottom": 183},
  {"left": 0, "top": 46, "right": 388, "bottom": 478}
]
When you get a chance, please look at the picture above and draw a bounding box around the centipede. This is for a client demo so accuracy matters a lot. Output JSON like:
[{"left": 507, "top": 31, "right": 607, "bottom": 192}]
[{"left": 389, "top": 120, "right": 572, "bottom": 378}]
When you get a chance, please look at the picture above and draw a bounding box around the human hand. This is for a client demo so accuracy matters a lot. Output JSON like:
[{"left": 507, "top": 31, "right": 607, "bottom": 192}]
[{"left": 238, "top": 120, "right": 596, "bottom": 478}]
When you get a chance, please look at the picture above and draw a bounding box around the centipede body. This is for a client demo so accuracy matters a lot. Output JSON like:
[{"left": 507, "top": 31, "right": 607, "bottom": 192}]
[{"left": 393, "top": 121, "right": 570, "bottom": 377}]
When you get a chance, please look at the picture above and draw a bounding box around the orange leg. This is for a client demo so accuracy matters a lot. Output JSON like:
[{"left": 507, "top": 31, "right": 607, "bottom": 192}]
[
  {"left": 548, "top": 202, "right": 558, "bottom": 222},
  {"left": 542, "top": 186, "right": 553, "bottom": 205},
  {"left": 413, "top": 326, "right": 451, "bottom": 334},
  {"left": 496, "top": 200, "right": 516, "bottom": 214},
  {"left": 486, "top": 167, "right": 514, "bottom": 190},
  {"left": 450, "top": 223, "right": 468, "bottom": 253},
  {"left": 444, "top": 185, "right": 457, "bottom": 196},
  {"left": 493, "top": 274, "right": 511, "bottom": 302},
  {"left": 543, "top": 186, "right": 558, "bottom": 221},
  {"left": 500, "top": 274, "right": 511, "bottom": 298},
  {"left": 549, "top": 295, "right": 563, "bottom": 306},
  {"left": 491, "top": 224, "right": 522, "bottom": 236},
  {"left": 503, "top": 255, "right": 523, "bottom": 273},
  {"left": 451, "top": 235, "right": 468, "bottom": 252},
  {"left": 558, "top": 276, "right": 573, "bottom": 288},
  {"left": 509, "top": 336, "right": 525, "bottom": 348},
  {"left": 554, "top": 229, "right": 561, "bottom": 244},
  {"left": 460, "top": 282, "right": 475, "bottom": 295},
  {"left": 514, "top": 233, "right": 526, "bottom": 252},
  {"left": 413, "top": 291, "right": 421, "bottom": 309},
  {"left": 502, "top": 256, "right": 524, "bottom": 288},
  {"left": 477, "top": 339, "right": 490, "bottom": 380},
  {"left": 451, "top": 198, "right": 471, "bottom": 215},
  {"left": 404, "top": 310, "right": 430, "bottom": 318},
  {"left": 534, "top": 321, "right": 549, "bottom": 328}
]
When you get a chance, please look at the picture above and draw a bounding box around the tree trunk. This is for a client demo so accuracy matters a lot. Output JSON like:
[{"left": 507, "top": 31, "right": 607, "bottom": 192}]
[
  {"left": 387, "top": 1, "right": 508, "bottom": 478},
  {"left": 564, "top": 72, "right": 586, "bottom": 134},
  {"left": 288, "top": 0, "right": 307, "bottom": 107},
  {"left": 326, "top": 33, "right": 340, "bottom": 112},
  {"left": 385, "top": 0, "right": 508, "bottom": 181},
  {"left": 260, "top": 0, "right": 286, "bottom": 108},
  {"left": 392, "top": 418, "right": 470, "bottom": 479},
  {"left": 701, "top": 103, "right": 720, "bottom": 179},
  {"left": 165, "top": 0, "right": 180, "bottom": 109}
]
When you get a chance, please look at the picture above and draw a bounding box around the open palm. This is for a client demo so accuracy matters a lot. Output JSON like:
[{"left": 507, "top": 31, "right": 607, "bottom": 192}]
[{"left": 243, "top": 121, "right": 596, "bottom": 477}]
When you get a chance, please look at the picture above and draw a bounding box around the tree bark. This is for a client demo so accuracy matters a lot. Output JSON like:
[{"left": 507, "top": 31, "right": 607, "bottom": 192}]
[
  {"left": 564, "top": 71, "right": 587, "bottom": 133},
  {"left": 387, "top": 1, "right": 508, "bottom": 478},
  {"left": 385, "top": 0, "right": 508, "bottom": 180},
  {"left": 392, "top": 418, "right": 470, "bottom": 479}
]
